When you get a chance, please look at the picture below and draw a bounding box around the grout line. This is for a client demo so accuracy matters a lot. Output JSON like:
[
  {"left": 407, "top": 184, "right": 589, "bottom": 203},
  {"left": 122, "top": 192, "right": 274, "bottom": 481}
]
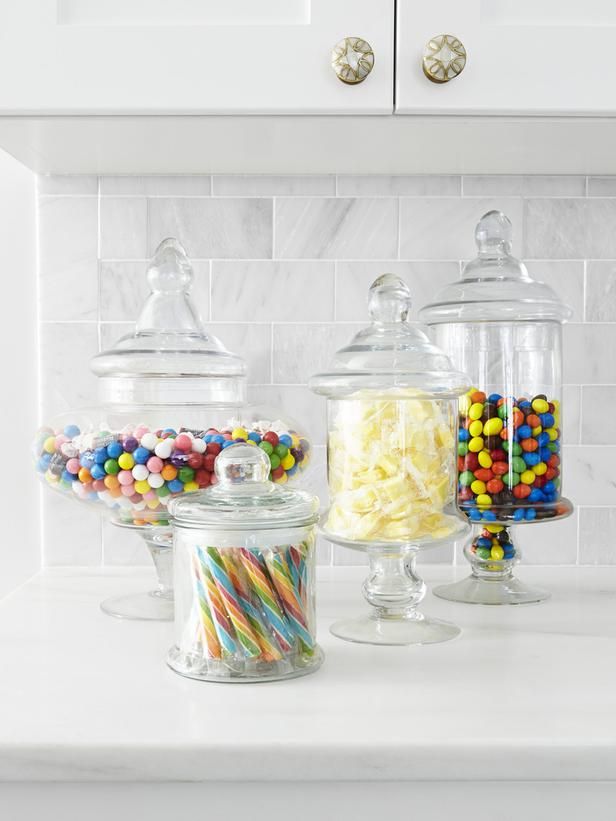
[
  {"left": 208, "top": 259, "right": 213, "bottom": 321},
  {"left": 582, "top": 258, "right": 588, "bottom": 322},
  {"left": 271, "top": 197, "right": 276, "bottom": 260},
  {"left": 269, "top": 322, "right": 275, "bottom": 384}
]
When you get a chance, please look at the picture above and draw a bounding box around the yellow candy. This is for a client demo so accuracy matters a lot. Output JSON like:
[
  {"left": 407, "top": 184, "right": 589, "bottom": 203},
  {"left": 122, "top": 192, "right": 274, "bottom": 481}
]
[
  {"left": 281, "top": 453, "right": 295, "bottom": 470},
  {"left": 469, "top": 419, "right": 483, "bottom": 437},
  {"left": 478, "top": 451, "right": 493, "bottom": 469},
  {"left": 476, "top": 494, "right": 492, "bottom": 507},
  {"left": 134, "top": 480, "right": 150, "bottom": 494},
  {"left": 468, "top": 402, "right": 484, "bottom": 420},
  {"left": 483, "top": 417, "right": 503, "bottom": 436},
  {"left": 532, "top": 398, "right": 549, "bottom": 414},
  {"left": 274, "top": 472, "right": 288, "bottom": 484},
  {"left": 146, "top": 499, "right": 161, "bottom": 510},
  {"left": 468, "top": 436, "right": 484, "bottom": 453},
  {"left": 470, "top": 480, "right": 486, "bottom": 495},
  {"left": 118, "top": 453, "right": 135, "bottom": 470},
  {"left": 533, "top": 462, "right": 547, "bottom": 475},
  {"left": 485, "top": 524, "right": 504, "bottom": 533},
  {"left": 290, "top": 434, "right": 300, "bottom": 448},
  {"left": 532, "top": 425, "right": 542, "bottom": 436},
  {"left": 520, "top": 470, "right": 536, "bottom": 484},
  {"left": 459, "top": 394, "right": 472, "bottom": 415},
  {"left": 44, "top": 436, "right": 56, "bottom": 454},
  {"left": 491, "top": 545, "right": 505, "bottom": 560},
  {"left": 547, "top": 427, "right": 558, "bottom": 441},
  {"left": 231, "top": 427, "right": 248, "bottom": 440},
  {"left": 184, "top": 481, "right": 199, "bottom": 492}
]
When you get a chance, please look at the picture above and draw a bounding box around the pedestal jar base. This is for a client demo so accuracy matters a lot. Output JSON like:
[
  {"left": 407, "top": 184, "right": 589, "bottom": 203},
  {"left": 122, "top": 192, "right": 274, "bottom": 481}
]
[
  {"left": 330, "top": 612, "right": 460, "bottom": 646},
  {"left": 433, "top": 575, "right": 550, "bottom": 606}
]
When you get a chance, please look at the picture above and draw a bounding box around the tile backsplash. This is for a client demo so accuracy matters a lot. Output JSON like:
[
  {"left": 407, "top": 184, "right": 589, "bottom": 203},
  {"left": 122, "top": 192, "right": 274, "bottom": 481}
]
[{"left": 38, "top": 174, "right": 616, "bottom": 567}]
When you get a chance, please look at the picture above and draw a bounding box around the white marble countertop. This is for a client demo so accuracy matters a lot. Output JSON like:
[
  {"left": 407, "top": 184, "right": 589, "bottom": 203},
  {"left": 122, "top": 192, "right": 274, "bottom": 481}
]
[{"left": 1, "top": 565, "right": 616, "bottom": 783}]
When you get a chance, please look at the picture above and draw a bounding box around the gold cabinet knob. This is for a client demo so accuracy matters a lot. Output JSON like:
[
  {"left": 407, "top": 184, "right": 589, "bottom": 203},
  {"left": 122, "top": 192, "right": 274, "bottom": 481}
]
[
  {"left": 331, "top": 37, "right": 375, "bottom": 85},
  {"left": 422, "top": 34, "right": 466, "bottom": 84}
]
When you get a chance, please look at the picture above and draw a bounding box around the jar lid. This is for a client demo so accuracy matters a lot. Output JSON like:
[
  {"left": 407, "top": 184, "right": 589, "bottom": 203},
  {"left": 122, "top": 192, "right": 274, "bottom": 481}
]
[
  {"left": 168, "top": 443, "right": 319, "bottom": 530},
  {"left": 419, "top": 210, "right": 573, "bottom": 324},
  {"left": 309, "top": 274, "right": 469, "bottom": 398},
  {"left": 91, "top": 238, "right": 246, "bottom": 406}
]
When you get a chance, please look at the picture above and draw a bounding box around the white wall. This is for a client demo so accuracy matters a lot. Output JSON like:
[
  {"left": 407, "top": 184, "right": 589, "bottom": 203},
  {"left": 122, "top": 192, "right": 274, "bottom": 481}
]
[{"left": 0, "top": 149, "right": 39, "bottom": 597}]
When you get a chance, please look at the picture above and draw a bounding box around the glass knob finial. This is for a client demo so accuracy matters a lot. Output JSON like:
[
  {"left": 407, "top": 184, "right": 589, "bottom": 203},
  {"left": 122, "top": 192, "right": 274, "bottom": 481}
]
[
  {"left": 475, "top": 210, "right": 513, "bottom": 257},
  {"left": 147, "top": 237, "right": 193, "bottom": 294},
  {"left": 368, "top": 274, "right": 412, "bottom": 323},
  {"left": 214, "top": 442, "right": 271, "bottom": 485}
]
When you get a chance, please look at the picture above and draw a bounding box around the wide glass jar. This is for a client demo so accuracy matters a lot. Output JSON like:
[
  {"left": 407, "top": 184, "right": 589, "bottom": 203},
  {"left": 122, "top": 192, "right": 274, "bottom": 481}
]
[
  {"left": 168, "top": 443, "right": 323, "bottom": 682},
  {"left": 33, "top": 238, "right": 312, "bottom": 620},
  {"left": 420, "top": 211, "right": 574, "bottom": 605},
  {"left": 310, "top": 274, "right": 470, "bottom": 646}
]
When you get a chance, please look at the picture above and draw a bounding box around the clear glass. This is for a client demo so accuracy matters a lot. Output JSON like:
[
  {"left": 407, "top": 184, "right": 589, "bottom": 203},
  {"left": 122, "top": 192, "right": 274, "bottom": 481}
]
[
  {"left": 420, "top": 211, "right": 573, "bottom": 605},
  {"left": 310, "top": 275, "right": 471, "bottom": 644},
  {"left": 167, "top": 444, "right": 323, "bottom": 681}
]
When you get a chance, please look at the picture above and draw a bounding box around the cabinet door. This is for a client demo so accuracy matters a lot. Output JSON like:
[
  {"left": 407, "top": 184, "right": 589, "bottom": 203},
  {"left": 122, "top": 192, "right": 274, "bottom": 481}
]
[
  {"left": 0, "top": 1, "right": 393, "bottom": 114},
  {"left": 397, "top": 1, "right": 616, "bottom": 115}
]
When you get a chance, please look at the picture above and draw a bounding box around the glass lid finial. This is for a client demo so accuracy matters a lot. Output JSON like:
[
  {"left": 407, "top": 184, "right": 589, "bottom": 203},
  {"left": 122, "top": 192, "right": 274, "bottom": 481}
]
[
  {"left": 367, "top": 273, "right": 412, "bottom": 323},
  {"left": 475, "top": 210, "right": 513, "bottom": 258},
  {"left": 214, "top": 443, "right": 271, "bottom": 486}
]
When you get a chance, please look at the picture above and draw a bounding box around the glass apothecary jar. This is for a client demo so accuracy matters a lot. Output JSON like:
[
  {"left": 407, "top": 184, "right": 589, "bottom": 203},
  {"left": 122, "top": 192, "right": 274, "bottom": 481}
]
[
  {"left": 420, "top": 211, "right": 574, "bottom": 605},
  {"left": 309, "top": 274, "right": 470, "bottom": 646},
  {"left": 33, "top": 239, "right": 312, "bottom": 621},
  {"left": 167, "top": 443, "right": 323, "bottom": 682}
]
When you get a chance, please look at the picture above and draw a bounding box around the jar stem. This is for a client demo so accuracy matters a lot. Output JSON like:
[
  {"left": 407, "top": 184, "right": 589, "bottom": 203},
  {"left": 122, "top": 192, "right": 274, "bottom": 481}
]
[
  {"left": 363, "top": 548, "right": 425, "bottom": 619},
  {"left": 142, "top": 529, "right": 174, "bottom": 600}
]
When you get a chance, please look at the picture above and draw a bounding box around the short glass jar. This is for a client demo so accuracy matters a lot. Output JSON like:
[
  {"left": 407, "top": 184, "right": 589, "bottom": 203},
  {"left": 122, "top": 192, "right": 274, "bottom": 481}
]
[
  {"left": 420, "top": 211, "right": 574, "bottom": 605},
  {"left": 310, "top": 274, "right": 470, "bottom": 645},
  {"left": 168, "top": 443, "right": 323, "bottom": 682}
]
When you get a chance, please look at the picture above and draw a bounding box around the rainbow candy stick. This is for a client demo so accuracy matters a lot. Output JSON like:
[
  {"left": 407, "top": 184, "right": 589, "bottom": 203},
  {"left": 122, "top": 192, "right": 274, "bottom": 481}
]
[
  {"left": 192, "top": 554, "right": 221, "bottom": 659},
  {"left": 195, "top": 547, "right": 237, "bottom": 657},
  {"left": 205, "top": 547, "right": 261, "bottom": 659},
  {"left": 239, "top": 547, "right": 295, "bottom": 653},
  {"left": 265, "top": 550, "right": 315, "bottom": 652},
  {"left": 222, "top": 550, "right": 282, "bottom": 663}
]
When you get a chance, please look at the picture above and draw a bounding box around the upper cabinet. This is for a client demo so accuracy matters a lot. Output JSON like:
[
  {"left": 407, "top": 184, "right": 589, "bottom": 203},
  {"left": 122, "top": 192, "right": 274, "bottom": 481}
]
[
  {"left": 0, "top": 0, "right": 394, "bottom": 114},
  {"left": 396, "top": 0, "right": 616, "bottom": 115}
]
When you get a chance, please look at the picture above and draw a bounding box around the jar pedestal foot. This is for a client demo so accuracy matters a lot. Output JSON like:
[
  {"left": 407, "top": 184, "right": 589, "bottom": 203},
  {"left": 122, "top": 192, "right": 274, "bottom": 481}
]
[
  {"left": 100, "top": 528, "right": 174, "bottom": 621},
  {"left": 331, "top": 548, "right": 460, "bottom": 646},
  {"left": 433, "top": 526, "right": 549, "bottom": 606}
]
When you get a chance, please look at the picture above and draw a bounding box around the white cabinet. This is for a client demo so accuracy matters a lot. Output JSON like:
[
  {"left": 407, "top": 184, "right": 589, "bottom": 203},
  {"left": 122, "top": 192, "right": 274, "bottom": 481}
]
[
  {"left": 0, "top": 0, "right": 394, "bottom": 114},
  {"left": 396, "top": 0, "right": 616, "bottom": 115}
]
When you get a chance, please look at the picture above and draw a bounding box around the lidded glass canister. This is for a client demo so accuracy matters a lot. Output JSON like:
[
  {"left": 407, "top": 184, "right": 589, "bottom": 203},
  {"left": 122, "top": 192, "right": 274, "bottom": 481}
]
[
  {"left": 420, "top": 211, "right": 574, "bottom": 605},
  {"left": 309, "top": 274, "right": 470, "bottom": 646},
  {"left": 167, "top": 443, "right": 322, "bottom": 682}
]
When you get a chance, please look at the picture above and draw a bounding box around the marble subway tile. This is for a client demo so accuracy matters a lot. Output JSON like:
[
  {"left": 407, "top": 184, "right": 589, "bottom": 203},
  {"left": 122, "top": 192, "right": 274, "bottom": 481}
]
[
  {"left": 525, "top": 261, "right": 585, "bottom": 321},
  {"left": 247, "top": 385, "right": 327, "bottom": 445},
  {"left": 275, "top": 198, "right": 398, "bottom": 259},
  {"left": 100, "top": 176, "right": 211, "bottom": 196},
  {"left": 337, "top": 176, "right": 461, "bottom": 197},
  {"left": 519, "top": 509, "right": 578, "bottom": 565},
  {"left": 99, "top": 321, "right": 132, "bottom": 352},
  {"left": 585, "top": 261, "right": 616, "bottom": 321},
  {"left": 40, "top": 322, "right": 99, "bottom": 418},
  {"left": 463, "top": 176, "right": 585, "bottom": 197},
  {"left": 99, "top": 260, "right": 210, "bottom": 322},
  {"left": 562, "top": 446, "right": 616, "bottom": 505},
  {"left": 211, "top": 261, "right": 334, "bottom": 321},
  {"left": 212, "top": 175, "right": 335, "bottom": 196},
  {"left": 209, "top": 322, "right": 272, "bottom": 384},
  {"left": 581, "top": 387, "right": 616, "bottom": 444},
  {"left": 38, "top": 197, "right": 98, "bottom": 321},
  {"left": 148, "top": 197, "right": 272, "bottom": 259},
  {"left": 400, "top": 198, "right": 523, "bottom": 260},
  {"left": 579, "top": 508, "right": 616, "bottom": 564},
  {"left": 563, "top": 324, "right": 616, "bottom": 384},
  {"left": 38, "top": 176, "right": 98, "bottom": 196},
  {"left": 99, "top": 197, "right": 147, "bottom": 259},
  {"left": 587, "top": 177, "right": 616, "bottom": 197},
  {"left": 524, "top": 199, "right": 616, "bottom": 259},
  {"left": 563, "top": 385, "right": 581, "bottom": 445},
  {"left": 335, "top": 260, "right": 459, "bottom": 321},
  {"left": 43, "top": 494, "right": 102, "bottom": 566},
  {"left": 272, "top": 323, "right": 362, "bottom": 385}
]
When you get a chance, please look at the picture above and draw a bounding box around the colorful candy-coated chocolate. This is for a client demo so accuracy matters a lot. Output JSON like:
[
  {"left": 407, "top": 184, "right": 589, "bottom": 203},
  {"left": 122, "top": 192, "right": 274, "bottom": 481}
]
[{"left": 457, "top": 389, "right": 562, "bottom": 523}]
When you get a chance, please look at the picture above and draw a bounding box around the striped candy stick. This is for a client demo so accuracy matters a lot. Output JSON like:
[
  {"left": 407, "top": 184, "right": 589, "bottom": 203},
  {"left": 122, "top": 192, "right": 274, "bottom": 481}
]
[
  {"left": 192, "top": 554, "right": 221, "bottom": 659},
  {"left": 205, "top": 547, "right": 262, "bottom": 659},
  {"left": 287, "top": 544, "right": 307, "bottom": 609},
  {"left": 221, "top": 550, "right": 282, "bottom": 662},
  {"left": 265, "top": 550, "right": 315, "bottom": 652},
  {"left": 239, "top": 547, "right": 295, "bottom": 653},
  {"left": 195, "top": 547, "right": 238, "bottom": 657}
]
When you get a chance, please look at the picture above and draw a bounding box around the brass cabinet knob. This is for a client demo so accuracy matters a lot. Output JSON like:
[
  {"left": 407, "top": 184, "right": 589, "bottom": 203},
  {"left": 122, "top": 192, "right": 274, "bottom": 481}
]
[
  {"left": 331, "top": 37, "right": 375, "bottom": 85},
  {"left": 422, "top": 34, "right": 466, "bottom": 84}
]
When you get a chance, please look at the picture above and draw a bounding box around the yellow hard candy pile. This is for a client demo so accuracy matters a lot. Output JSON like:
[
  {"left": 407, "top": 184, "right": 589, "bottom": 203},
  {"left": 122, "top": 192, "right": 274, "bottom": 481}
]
[{"left": 325, "top": 393, "right": 459, "bottom": 543}]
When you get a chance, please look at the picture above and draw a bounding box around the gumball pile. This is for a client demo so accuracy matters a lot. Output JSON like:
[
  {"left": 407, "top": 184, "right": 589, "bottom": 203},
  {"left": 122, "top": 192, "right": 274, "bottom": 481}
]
[
  {"left": 35, "top": 422, "right": 310, "bottom": 527},
  {"left": 467, "top": 524, "right": 516, "bottom": 563},
  {"left": 457, "top": 389, "right": 564, "bottom": 524}
]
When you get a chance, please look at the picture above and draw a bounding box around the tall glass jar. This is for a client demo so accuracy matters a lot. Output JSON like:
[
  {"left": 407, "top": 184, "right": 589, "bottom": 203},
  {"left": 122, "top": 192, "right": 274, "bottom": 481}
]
[
  {"left": 309, "top": 275, "right": 470, "bottom": 645},
  {"left": 420, "top": 211, "right": 573, "bottom": 605},
  {"left": 168, "top": 443, "right": 323, "bottom": 682}
]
